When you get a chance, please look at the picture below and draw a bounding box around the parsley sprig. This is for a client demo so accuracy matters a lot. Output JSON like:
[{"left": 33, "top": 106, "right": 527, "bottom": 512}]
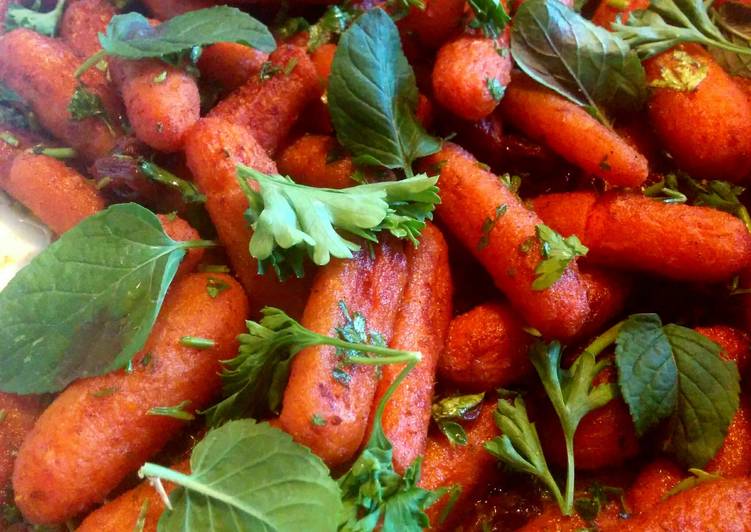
[
  {"left": 532, "top": 224, "right": 589, "bottom": 290},
  {"left": 236, "top": 166, "right": 439, "bottom": 279}
]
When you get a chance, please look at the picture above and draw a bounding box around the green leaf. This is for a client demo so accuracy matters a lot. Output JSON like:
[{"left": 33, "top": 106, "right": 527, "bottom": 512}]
[
  {"left": 328, "top": 8, "right": 441, "bottom": 174},
  {"left": 138, "top": 159, "right": 206, "bottom": 204},
  {"left": 468, "top": 0, "right": 511, "bottom": 38},
  {"left": 140, "top": 420, "right": 342, "bottom": 532},
  {"left": 663, "top": 324, "right": 740, "bottom": 468},
  {"left": 236, "top": 166, "right": 439, "bottom": 278},
  {"left": 5, "top": 0, "right": 66, "bottom": 37},
  {"left": 710, "top": 3, "right": 751, "bottom": 78},
  {"left": 148, "top": 400, "right": 195, "bottom": 421},
  {"left": 613, "top": 0, "right": 751, "bottom": 60},
  {"left": 68, "top": 86, "right": 108, "bottom": 121},
  {"left": 99, "top": 6, "right": 276, "bottom": 60},
  {"left": 615, "top": 314, "right": 677, "bottom": 435},
  {"left": 0, "top": 203, "right": 207, "bottom": 394},
  {"left": 532, "top": 224, "right": 588, "bottom": 291},
  {"left": 436, "top": 421, "right": 468, "bottom": 446},
  {"left": 662, "top": 468, "right": 722, "bottom": 499},
  {"left": 307, "top": 5, "right": 357, "bottom": 52},
  {"left": 511, "top": 0, "right": 647, "bottom": 125}
]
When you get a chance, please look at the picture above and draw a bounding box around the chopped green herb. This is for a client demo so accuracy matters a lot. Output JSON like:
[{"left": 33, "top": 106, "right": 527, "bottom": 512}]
[
  {"left": 5, "top": 0, "right": 66, "bottom": 37},
  {"left": 606, "top": 0, "right": 629, "bottom": 8},
  {"left": 29, "top": 145, "right": 77, "bottom": 159},
  {"left": 662, "top": 468, "right": 722, "bottom": 499},
  {"left": 574, "top": 482, "right": 630, "bottom": 523},
  {"left": 599, "top": 157, "right": 611, "bottom": 171},
  {"left": 307, "top": 5, "right": 355, "bottom": 52},
  {"left": 311, "top": 414, "right": 327, "bottom": 426},
  {"left": 523, "top": 326, "right": 543, "bottom": 337},
  {"left": 205, "top": 277, "right": 230, "bottom": 299},
  {"left": 432, "top": 392, "right": 485, "bottom": 446},
  {"left": 148, "top": 400, "right": 194, "bottom": 421},
  {"left": 259, "top": 61, "right": 282, "bottom": 80},
  {"left": 500, "top": 173, "right": 522, "bottom": 194},
  {"left": 275, "top": 16, "right": 310, "bottom": 41},
  {"left": 518, "top": 236, "right": 536, "bottom": 255},
  {"left": 90, "top": 386, "right": 118, "bottom": 398},
  {"left": 153, "top": 71, "right": 168, "bottom": 84},
  {"left": 478, "top": 204, "right": 508, "bottom": 250},
  {"left": 283, "top": 57, "right": 298, "bottom": 76},
  {"left": 0, "top": 131, "right": 19, "bottom": 147},
  {"left": 199, "top": 264, "right": 231, "bottom": 273},
  {"left": 468, "top": 0, "right": 511, "bottom": 38},
  {"left": 648, "top": 50, "right": 708, "bottom": 91},
  {"left": 180, "top": 336, "right": 215, "bottom": 349},
  {"left": 133, "top": 499, "right": 149, "bottom": 532},
  {"left": 68, "top": 85, "right": 114, "bottom": 134},
  {"left": 532, "top": 224, "right": 588, "bottom": 290}
]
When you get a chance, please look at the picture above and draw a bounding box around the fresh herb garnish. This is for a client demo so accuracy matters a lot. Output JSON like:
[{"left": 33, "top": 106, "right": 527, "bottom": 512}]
[
  {"left": 574, "top": 482, "right": 630, "bottom": 522},
  {"left": 138, "top": 159, "right": 206, "bottom": 204},
  {"left": 236, "top": 166, "right": 439, "bottom": 279},
  {"left": 308, "top": 5, "right": 356, "bottom": 52},
  {"left": 486, "top": 77, "right": 506, "bottom": 102},
  {"left": 0, "top": 203, "right": 214, "bottom": 394},
  {"left": 0, "top": 131, "right": 19, "bottom": 147},
  {"left": 139, "top": 420, "right": 342, "bottom": 531},
  {"left": 180, "top": 336, "right": 215, "bottom": 349},
  {"left": 648, "top": 49, "right": 708, "bottom": 91},
  {"left": 90, "top": 386, "right": 119, "bottom": 398},
  {"left": 468, "top": 0, "right": 511, "bottom": 38},
  {"left": 202, "top": 305, "right": 421, "bottom": 427},
  {"left": 431, "top": 393, "right": 485, "bottom": 446},
  {"left": 478, "top": 204, "right": 508, "bottom": 250},
  {"left": 68, "top": 85, "right": 115, "bottom": 134},
  {"left": 205, "top": 277, "right": 229, "bottom": 299},
  {"left": 532, "top": 224, "right": 588, "bottom": 291},
  {"left": 148, "top": 400, "right": 195, "bottom": 421},
  {"left": 5, "top": 0, "right": 66, "bottom": 37},
  {"left": 134, "top": 499, "right": 149, "bottom": 532},
  {"left": 662, "top": 468, "right": 721, "bottom": 499},
  {"left": 328, "top": 8, "right": 442, "bottom": 176},
  {"left": 613, "top": 0, "right": 751, "bottom": 59},
  {"left": 311, "top": 414, "right": 327, "bottom": 426},
  {"left": 511, "top": 0, "right": 647, "bottom": 125},
  {"left": 615, "top": 314, "right": 740, "bottom": 467}
]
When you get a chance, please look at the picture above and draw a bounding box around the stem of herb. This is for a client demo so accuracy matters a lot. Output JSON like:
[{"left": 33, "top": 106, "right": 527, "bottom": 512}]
[
  {"left": 140, "top": 462, "right": 244, "bottom": 509},
  {"left": 582, "top": 321, "right": 623, "bottom": 358},
  {"left": 563, "top": 431, "right": 576, "bottom": 515},
  {"left": 180, "top": 239, "right": 218, "bottom": 249},
  {"left": 75, "top": 49, "right": 107, "bottom": 78},
  {"left": 180, "top": 336, "right": 215, "bottom": 349},
  {"left": 320, "top": 335, "right": 422, "bottom": 365},
  {"left": 29, "top": 146, "right": 77, "bottom": 159}
]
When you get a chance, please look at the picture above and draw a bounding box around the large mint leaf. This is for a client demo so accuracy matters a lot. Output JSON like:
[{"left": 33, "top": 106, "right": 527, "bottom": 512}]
[
  {"left": 0, "top": 203, "right": 187, "bottom": 393},
  {"left": 327, "top": 8, "right": 441, "bottom": 173},
  {"left": 615, "top": 313, "right": 678, "bottom": 435}
]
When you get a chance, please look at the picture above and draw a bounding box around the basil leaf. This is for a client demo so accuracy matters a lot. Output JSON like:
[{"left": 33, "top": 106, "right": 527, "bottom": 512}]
[
  {"left": 615, "top": 314, "right": 677, "bottom": 435},
  {"left": 328, "top": 8, "right": 441, "bottom": 174},
  {"left": 0, "top": 203, "right": 199, "bottom": 394},
  {"left": 663, "top": 324, "right": 740, "bottom": 468},
  {"left": 141, "top": 420, "right": 342, "bottom": 531},
  {"left": 99, "top": 6, "right": 276, "bottom": 60},
  {"left": 511, "top": 0, "right": 647, "bottom": 124}
]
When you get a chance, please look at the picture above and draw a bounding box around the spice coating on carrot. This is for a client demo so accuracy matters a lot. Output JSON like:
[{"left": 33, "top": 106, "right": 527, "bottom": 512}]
[
  {"left": 184, "top": 117, "right": 311, "bottom": 318},
  {"left": 12, "top": 273, "right": 248, "bottom": 524},
  {"left": 626, "top": 457, "right": 685, "bottom": 515},
  {"left": 0, "top": 393, "right": 42, "bottom": 505},
  {"left": 422, "top": 142, "right": 591, "bottom": 340},
  {"left": 198, "top": 42, "right": 269, "bottom": 92},
  {"left": 60, "top": 0, "right": 116, "bottom": 58},
  {"left": 399, "top": 0, "right": 465, "bottom": 49},
  {"left": 278, "top": 134, "right": 358, "bottom": 189},
  {"left": 501, "top": 74, "right": 649, "bottom": 187}
]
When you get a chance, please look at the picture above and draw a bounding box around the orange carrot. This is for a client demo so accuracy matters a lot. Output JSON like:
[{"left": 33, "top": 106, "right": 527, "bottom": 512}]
[
  {"left": 501, "top": 74, "right": 649, "bottom": 187},
  {"left": 208, "top": 45, "right": 321, "bottom": 155},
  {"left": 0, "top": 29, "right": 117, "bottom": 160},
  {"left": 645, "top": 44, "right": 751, "bottom": 182},
  {"left": 277, "top": 134, "right": 359, "bottom": 189},
  {"left": 421, "top": 142, "right": 591, "bottom": 340},
  {"left": 280, "top": 240, "right": 408, "bottom": 468},
  {"left": 438, "top": 302, "right": 533, "bottom": 392},
  {"left": 198, "top": 42, "right": 269, "bottom": 92},
  {"left": 184, "top": 116, "right": 311, "bottom": 318},
  {"left": 592, "top": 0, "right": 650, "bottom": 28},
  {"left": 706, "top": 396, "right": 751, "bottom": 478},
  {"left": 12, "top": 273, "right": 248, "bottom": 524},
  {"left": 110, "top": 59, "right": 200, "bottom": 152},
  {"left": 157, "top": 214, "right": 205, "bottom": 276},
  {"left": 399, "top": 0, "right": 465, "bottom": 49},
  {"left": 626, "top": 458, "right": 685, "bottom": 515},
  {"left": 577, "top": 265, "right": 631, "bottom": 339},
  {"left": 60, "top": 0, "right": 116, "bottom": 58},
  {"left": 367, "top": 223, "right": 453, "bottom": 473},
  {"left": 0, "top": 393, "right": 42, "bottom": 505}
]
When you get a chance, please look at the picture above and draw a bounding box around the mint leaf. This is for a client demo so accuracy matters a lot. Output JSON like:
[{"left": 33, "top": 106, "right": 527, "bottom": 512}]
[
  {"left": 140, "top": 420, "right": 342, "bottom": 532},
  {"left": 663, "top": 324, "right": 740, "bottom": 467},
  {"left": 0, "top": 203, "right": 210, "bottom": 394},
  {"left": 511, "top": 0, "right": 647, "bottom": 125},
  {"left": 328, "top": 8, "right": 441, "bottom": 175},
  {"left": 615, "top": 314, "right": 677, "bottom": 436},
  {"left": 5, "top": 0, "right": 66, "bottom": 37},
  {"left": 99, "top": 6, "right": 276, "bottom": 60},
  {"left": 532, "top": 224, "right": 588, "bottom": 291}
]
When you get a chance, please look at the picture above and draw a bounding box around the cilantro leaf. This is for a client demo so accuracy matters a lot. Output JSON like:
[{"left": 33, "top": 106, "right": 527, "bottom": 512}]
[
  {"left": 663, "top": 324, "right": 740, "bottom": 467},
  {"left": 236, "top": 166, "right": 439, "bottom": 279},
  {"left": 5, "top": 0, "right": 66, "bottom": 37},
  {"left": 468, "top": 0, "right": 511, "bottom": 38},
  {"left": 307, "top": 5, "right": 356, "bottom": 52},
  {"left": 511, "top": 0, "right": 647, "bottom": 126},
  {"left": 613, "top": 0, "right": 751, "bottom": 59},
  {"left": 0, "top": 203, "right": 213, "bottom": 394},
  {"left": 202, "top": 305, "right": 421, "bottom": 427},
  {"left": 328, "top": 8, "right": 441, "bottom": 175},
  {"left": 532, "top": 224, "right": 588, "bottom": 291},
  {"left": 615, "top": 314, "right": 677, "bottom": 435},
  {"left": 139, "top": 420, "right": 342, "bottom": 532},
  {"left": 98, "top": 6, "right": 275, "bottom": 60}
]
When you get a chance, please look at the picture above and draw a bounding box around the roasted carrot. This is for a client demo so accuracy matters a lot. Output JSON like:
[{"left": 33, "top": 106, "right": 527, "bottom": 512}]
[
  {"left": 367, "top": 223, "right": 453, "bottom": 474},
  {"left": 157, "top": 214, "right": 205, "bottom": 277},
  {"left": 626, "top": 457, "right": 685, "bottom": 515},
  {"left": 208, "top": 45, "right": 321, "bottom": 155},
  {"left": 438, "top": 301, "right": 533, "bottom": 392},
  {"left": 3, "top": 153, "right": 105, "bottom": 234},
  {"left": 577, "top": 265, "right": 631, "bottom": 339},
  {"left": 421, "top": 142, "right": 591, "bottom": 340},
  {"left": 592, "top": 0, "right": 650, "bottom": 28},
  {"left": 531, "top": 191, "right": 751, "bottom": 282},
  {"left": 60, "top": 0, "right": 116, "bottom": 58},
  {"left": 311, "top": 43, "right": 337, "bottom": 88},
  {"left": 12, "top": 273, "right": 248, "bottom": 524},
  {"left": 501, "top": 74, "right": 649, "bottom": 187},
  {"left": 280, "top": 240, "right": 408, "bottom": 468},
  {"left": 110, "top": 59, "right": 200, "bottom": 152},
  {"left": 198, "top": 42, "right": 269, "bottom": 92},
  {"left": 0, "top": 29, "right": 117, "bottom": 160},
  {"left": 519, "top": 500, "right": 623, "bottom": 531},
  {"left": 419, "top": 400, "right": 500, "bottom": 528},
  {"left": 696, "top": 325, "right": 751, "bottom": 376},
  {"left": 399, "top": 0, "right": 465, "bottom": 49},
  {"left": 184, "top": 116, "right": 311, "bottom": 318},
  {"left": 0, "top": 393, "right": 42, "bottom": 505},
  {"left": 277, "top": 134, "right": 358, "bottom": 189},
  {"left": 432, "top": 33, "right": 512, "bottom": 121},
  {"left": 706, "top": 396, "right": 751, "bottom": 478},
  {"left": 77, "top": 459, "right": 190, "bottom": 532},
  {"left": 140, "top": 0, "right": 213, "bottom": 19},
  {"left": 646, "top": 45, "right": 751, "bottom": 182},
  {"left": 614, "top": 478, "right": 751, "bottom": 531}
]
